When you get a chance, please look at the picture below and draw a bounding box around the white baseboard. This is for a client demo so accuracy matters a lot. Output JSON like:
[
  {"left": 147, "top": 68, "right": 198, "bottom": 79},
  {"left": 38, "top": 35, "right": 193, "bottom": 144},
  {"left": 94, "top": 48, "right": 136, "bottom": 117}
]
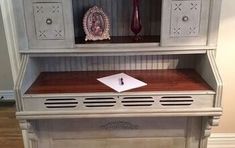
[
  {"left": 208, "top": 133, "right": 235, "bottom": 148},
  {"left": 0, "top": 90, "right": 14, "bottom": 100}
]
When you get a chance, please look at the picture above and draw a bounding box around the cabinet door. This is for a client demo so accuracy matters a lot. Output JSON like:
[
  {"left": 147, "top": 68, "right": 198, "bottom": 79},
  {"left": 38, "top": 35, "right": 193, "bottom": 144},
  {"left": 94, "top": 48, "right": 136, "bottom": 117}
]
[
  {"left": 161, "top": 0, "right": 210, "bottom": 46},
  {"left": 33, "top": 3, "right": 65, "bottom": 40},
  {"left": 24, "top": 0, "right": 74, "bottom": 49}
]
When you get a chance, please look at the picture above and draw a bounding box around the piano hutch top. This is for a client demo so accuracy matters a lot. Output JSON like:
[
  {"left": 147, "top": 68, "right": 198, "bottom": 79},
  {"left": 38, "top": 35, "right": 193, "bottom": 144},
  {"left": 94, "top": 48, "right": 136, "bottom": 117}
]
[
  {"left": 12, "top": 0, "right": 222, "bottom": 120},
  {"left": 9, "top": 1, "right": 224, "bottom": 148}
]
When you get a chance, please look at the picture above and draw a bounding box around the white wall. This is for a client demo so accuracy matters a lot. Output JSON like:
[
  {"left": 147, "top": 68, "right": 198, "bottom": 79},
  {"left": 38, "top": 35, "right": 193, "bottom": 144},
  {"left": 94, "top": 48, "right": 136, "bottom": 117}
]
[
  {"left": 213, "top": 0, "right": 235, "bottom": 133},
  {"left": 0, "top": 7, "right": 13, "bottom": 90}
]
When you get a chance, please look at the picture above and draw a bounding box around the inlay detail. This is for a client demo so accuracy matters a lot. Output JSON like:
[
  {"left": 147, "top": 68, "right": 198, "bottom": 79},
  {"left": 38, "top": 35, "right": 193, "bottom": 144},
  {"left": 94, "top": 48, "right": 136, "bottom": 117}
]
[
  {"left": 100, "top": 121, "right": 139, "bottom": 130},
  {"left": 170, "top": 0, "right": 201, "bottom": 37},
  {"left": 33, "top": 3, "right": 65, "bottom": 40}
]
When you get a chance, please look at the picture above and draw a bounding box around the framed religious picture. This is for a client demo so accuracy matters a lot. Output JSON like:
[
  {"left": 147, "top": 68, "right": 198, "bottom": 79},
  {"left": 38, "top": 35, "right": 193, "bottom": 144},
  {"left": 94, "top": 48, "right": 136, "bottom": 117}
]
[{"left": 83, "top": 6, "right": 111, "bottom": 41}]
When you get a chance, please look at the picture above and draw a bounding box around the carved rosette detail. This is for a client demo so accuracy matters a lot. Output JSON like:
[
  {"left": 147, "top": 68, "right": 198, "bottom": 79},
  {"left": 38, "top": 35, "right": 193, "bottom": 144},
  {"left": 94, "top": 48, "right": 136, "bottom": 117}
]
[{"left": 100, "top": 121, "right": 139, "bottom": 130}]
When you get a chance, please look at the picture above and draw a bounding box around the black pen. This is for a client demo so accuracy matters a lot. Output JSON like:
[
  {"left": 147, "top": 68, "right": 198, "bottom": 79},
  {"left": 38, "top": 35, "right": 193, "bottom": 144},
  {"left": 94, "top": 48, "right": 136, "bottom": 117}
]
[{"left": 120, "top": 78, "right": 124, "bottom": 85}]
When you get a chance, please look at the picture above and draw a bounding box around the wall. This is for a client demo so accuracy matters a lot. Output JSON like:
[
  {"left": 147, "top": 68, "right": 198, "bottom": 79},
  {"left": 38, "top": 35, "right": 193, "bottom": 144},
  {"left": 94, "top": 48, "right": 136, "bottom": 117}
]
[
  {"left": 213, "top": 0, "right": 235, "bottom": 133},
  {"left": 0, "top": 8, "right": 13, "bottom": 90}
]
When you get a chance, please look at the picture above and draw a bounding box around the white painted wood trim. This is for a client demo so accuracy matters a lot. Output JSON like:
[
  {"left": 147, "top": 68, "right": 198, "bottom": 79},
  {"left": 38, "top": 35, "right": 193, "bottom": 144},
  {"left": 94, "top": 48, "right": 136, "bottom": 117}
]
[
  {"left": 16, "top": 108, "right": 222, "bottom": 120},
  {"left": 0, "top": 90, "right": 14, "bottom": 100},
  {"left": 15, "top": 55, "right": 28, "bottom": 111},
  {"left": 0, "top": 0, "right": 20, "bottom": 84},
  {"left": 21, "top": 130, "right": 30, "bottom": 148},
  {"left": 19, "top": 46, "right": 215, "bottom": 55},
  {"left": 23, "top": 50, "right": 207, "bottom": 57},
  {"left": 207, "top": 0, "right": 222, "bottom": 47},
  {"left": 23, "top": 90, "right": 216, "bottom": 98},
  {"left": 207, "top": 50, "right": 223, "bottom": 107},
  {"left": 208, "top": 133, "right": 235, "bottom": 148}
]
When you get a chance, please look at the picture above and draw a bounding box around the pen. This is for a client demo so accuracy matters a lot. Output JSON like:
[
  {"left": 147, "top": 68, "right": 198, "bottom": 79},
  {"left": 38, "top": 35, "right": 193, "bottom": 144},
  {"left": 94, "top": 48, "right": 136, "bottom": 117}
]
[{"left": 120, "top": 78, "right": 124, "bottom": 85}]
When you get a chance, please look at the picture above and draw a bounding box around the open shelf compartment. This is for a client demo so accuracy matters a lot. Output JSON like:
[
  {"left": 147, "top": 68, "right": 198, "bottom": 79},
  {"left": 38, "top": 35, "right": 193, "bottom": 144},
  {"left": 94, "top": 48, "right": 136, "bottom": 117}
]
[
  {"left": 15, "top": 0, "right": 213, "bottom": 51},
  {"left": 21, "top": 54, "right": 216, "bottom": 94},
  {"left": 15, "top": 52, "right": 222, "bottom": 115},
  {"left": 72, "top": 0, "right": 162, "bottom": 44},
  {"left": 25, "top": 69, "right": 212, "bottom": 94}
]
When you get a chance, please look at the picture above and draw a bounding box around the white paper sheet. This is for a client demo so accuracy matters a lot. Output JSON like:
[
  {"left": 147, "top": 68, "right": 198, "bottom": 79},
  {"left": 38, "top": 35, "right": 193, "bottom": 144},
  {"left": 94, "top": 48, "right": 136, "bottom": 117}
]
[{"left": 97, "top": 73, "right": 147, "bottom": 92}]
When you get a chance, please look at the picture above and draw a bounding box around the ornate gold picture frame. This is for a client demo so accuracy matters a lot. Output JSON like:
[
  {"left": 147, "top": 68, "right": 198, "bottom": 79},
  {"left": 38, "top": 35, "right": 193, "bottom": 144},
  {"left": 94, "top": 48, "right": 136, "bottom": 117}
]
[{"left": 83, "top": 6, "right": 110, "bottom": 41}]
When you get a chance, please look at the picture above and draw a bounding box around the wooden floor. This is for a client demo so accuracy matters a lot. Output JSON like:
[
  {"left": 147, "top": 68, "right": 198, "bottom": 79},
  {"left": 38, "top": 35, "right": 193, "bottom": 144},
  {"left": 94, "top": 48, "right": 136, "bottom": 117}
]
[{"left": 0, "top": 105, "right": 24, "bottom": 148}]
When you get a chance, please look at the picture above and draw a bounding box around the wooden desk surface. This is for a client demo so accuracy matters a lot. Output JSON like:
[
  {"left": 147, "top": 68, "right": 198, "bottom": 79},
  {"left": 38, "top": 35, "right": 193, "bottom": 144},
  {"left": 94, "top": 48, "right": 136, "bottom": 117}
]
[{"left": 26, "top": 69, "right": 213, "bottom": 94}]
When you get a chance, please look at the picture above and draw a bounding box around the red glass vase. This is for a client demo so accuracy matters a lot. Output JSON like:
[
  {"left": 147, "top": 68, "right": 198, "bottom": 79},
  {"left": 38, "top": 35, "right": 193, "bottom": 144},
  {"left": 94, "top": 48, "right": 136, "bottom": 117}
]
[{"left": 131, "top": 0, "right": 142, "bottom": 40}]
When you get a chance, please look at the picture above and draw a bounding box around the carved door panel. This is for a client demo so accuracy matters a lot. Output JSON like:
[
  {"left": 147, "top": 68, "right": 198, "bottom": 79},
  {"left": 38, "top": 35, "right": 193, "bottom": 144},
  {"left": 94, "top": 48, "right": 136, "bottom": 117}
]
[
  {"left": 35, "top": 118, "right": 201, "bottom": 148},
  {"left": 161, "top": 0, "right": 210, "bottom": 46},
  {"left": 33, "top": 3, "right": 65, "bottom": 40},
  {"left": 24, "top": 0, "right": 74, "bottom": 49},
  {"left": 170, "top": 1, "right": 201, "bottom": 37}
]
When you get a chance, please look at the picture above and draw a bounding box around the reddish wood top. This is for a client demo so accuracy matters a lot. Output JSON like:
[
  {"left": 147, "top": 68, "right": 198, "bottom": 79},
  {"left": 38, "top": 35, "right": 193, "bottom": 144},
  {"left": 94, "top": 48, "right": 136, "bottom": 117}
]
[{"left": 25, "top": 69, "right": 213, "bottom": 94}]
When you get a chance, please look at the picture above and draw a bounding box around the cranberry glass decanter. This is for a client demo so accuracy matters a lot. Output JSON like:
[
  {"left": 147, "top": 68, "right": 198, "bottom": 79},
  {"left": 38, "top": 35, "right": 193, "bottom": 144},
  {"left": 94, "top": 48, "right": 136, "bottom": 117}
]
[{"left": 131, "top": 0, "right": 142, "bottom": 40}]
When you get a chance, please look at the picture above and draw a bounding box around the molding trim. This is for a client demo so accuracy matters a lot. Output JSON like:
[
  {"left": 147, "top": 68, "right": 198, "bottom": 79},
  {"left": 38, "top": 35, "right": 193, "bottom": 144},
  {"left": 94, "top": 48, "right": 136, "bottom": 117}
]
[
  {"left": 0, "top": 0, "right": 20, "bottom": 84},
  {"left": 0, "top": 90, "right": 14, "bottom": 100},
  {"left": 208, "top": 133, "right": 235, "bottom": 148}
]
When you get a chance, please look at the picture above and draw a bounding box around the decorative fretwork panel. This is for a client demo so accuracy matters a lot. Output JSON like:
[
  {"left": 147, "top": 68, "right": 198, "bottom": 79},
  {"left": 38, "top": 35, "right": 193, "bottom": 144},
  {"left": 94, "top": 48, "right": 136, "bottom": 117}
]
[
  {"left": 33, "top": 3, "right": 65, "bottom": 40},
  {"left": 170, "top": 0, "right": 201, "bottom": 37}
]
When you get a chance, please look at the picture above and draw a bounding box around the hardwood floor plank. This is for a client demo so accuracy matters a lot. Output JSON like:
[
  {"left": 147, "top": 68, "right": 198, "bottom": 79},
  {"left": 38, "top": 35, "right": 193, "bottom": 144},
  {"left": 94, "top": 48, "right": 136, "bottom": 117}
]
[{"left": 0, "top": 106, "right": 24, "bottom": 148}]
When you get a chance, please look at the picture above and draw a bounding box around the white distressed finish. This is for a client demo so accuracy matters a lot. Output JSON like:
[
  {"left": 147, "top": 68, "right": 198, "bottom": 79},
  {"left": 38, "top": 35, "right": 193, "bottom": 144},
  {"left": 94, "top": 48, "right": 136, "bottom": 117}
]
[
  {"left": 20, "top": 46, "right": 210, "bottom": 56},
  {"left": 185, "top": 117, "right": 202, "bottom": 148},
  {"left": 15, "top": 55, "right": 28, "bottom": 111},
  {"left": 23, "top": 90, "right": 216, "bottom": 98},
  {"left": 23, "top": 0, "right": 74, "bottom": 48},
  {"left": 195, "top": 50, "right": 223, "bottom": 107},
  {"left": 9, "top": 0, "right": 224, "bottom": 148},
  {"left": 14, "top": 55, "right": 40, "bottom": 110},
  {"left": 33, "top": 3, "right": 65, "bottom": 40},
  {"left": 16, "top": 117, "right": 204, "bottom": 148},
  {"left": 170, "top": 1, "right": 201, "bottom": 37},
  {"left": 207, "top": 0, "right": 223, "bottom": 46},
  {"left": 15, "top": 0, "right": 221, "bottom": 53},
  {"left": 11, "top": 0, "right": 29, "bottom": 51},
  {"left": 16, "top": 108, "right": 222, "bottom": 120},
  {"left": 16, "top": 52, "right": 223, "bottom": 118},
  {"left": 48, "top": 117, "right": 188, "bottom": 138},
  {"left": 21, "top": 57, "right": 41, "bottom": 95},
  {"left": 161, "top": 0, "right": 210, "bottom": 46},
  {"left": 207, "top": 50, "right": 223, "bottom": 107},
  {"left": 19, "top": 121, "right": 235, "bottom": 148},
  {"left": 52, "top": 138, "right": 185, "bottom": 148},
  {"left": 22, "top": 94, "right": 214, "bottom": 111}
]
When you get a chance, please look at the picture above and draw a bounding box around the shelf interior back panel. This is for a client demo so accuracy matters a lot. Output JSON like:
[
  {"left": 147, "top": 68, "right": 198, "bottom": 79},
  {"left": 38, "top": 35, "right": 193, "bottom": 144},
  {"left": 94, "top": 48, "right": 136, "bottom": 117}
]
[
  {"left": 72, "top": 0, "right": 162, "bottom": 43},
  {"left": 25, "top": 69, "right": 213, "bottom": 94}
]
